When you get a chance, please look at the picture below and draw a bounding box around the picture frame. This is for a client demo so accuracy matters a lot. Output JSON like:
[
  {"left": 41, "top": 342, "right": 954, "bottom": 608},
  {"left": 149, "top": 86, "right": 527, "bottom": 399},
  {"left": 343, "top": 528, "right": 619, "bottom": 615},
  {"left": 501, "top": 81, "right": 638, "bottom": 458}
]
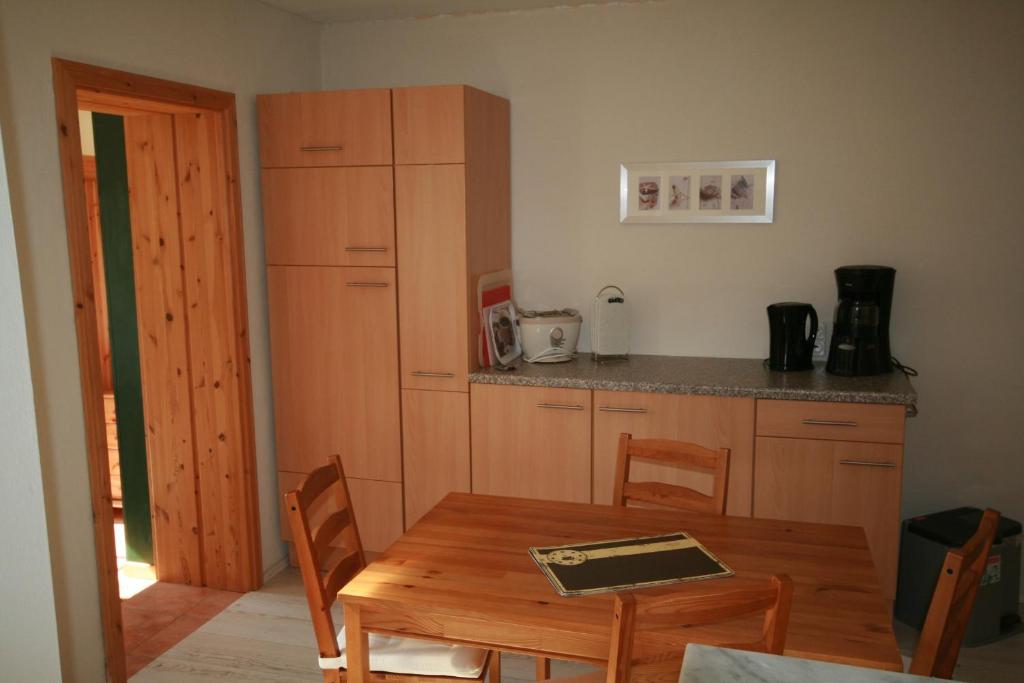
[
  {"left": 483, "top": 301, "right": 522, "bottom": 367},
  {"left": 619, "top": 160, "right": 775, "bottom": 223}
]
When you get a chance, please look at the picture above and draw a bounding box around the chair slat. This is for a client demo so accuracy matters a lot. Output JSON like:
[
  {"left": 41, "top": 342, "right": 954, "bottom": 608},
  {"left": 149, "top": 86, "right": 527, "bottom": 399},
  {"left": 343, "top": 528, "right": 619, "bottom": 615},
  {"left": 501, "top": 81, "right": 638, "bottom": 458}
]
[
  {"left": 313, "top": 507, "right": 352, "bottom": 560},
  {"left": 613, "top": 433, "right": 730, "bottom": 515},
  {"left": 297, "top": 462, "right": 340, "bottom": 511},
  {"left": 324, "top": 549, "right": 365, "bottom": 601},
  {"left": 622, "top": 481, "right": 718, "bottom": 514}
]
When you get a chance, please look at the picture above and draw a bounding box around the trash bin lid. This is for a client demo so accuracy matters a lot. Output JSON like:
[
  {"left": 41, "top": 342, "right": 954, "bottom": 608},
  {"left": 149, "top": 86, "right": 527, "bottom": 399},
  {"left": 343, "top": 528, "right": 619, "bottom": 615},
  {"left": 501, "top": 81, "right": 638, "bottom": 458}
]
[{"left": 908, "top": 507, "right": 1022, "bottom": 547}]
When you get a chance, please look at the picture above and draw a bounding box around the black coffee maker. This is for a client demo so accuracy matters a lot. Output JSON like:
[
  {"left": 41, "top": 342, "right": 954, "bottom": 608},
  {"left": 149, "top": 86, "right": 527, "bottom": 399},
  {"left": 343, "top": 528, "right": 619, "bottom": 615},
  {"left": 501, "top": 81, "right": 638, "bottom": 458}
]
[
  {"left": 826, "top": 265, "right": 895, "bottom": 376},
  {"left": 767, "top": 303, "right": 818, "bottom": 371}
]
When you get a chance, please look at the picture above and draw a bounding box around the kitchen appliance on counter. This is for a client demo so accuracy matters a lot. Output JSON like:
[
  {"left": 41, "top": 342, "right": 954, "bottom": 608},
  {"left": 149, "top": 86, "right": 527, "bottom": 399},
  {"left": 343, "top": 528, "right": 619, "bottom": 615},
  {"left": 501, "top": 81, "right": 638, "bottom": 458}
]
[
  {"left": 826, "top": 265, "right": 895, "bottom": 376},
  {"left": 591, "top": 285, "right": 629, "bottom": 361},
  {"left": 519, "top": 309, "right": 581, "bottom": 363},
  {"left": 766, "top": 302, "right": 817, "bottom": 371}
]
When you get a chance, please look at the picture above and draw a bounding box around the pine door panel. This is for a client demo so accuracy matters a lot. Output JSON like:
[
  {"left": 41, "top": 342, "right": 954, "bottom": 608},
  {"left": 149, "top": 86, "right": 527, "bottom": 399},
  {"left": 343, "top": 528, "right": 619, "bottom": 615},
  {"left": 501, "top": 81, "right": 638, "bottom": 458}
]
[{"left": 402, "top": 389, "right": 471, "bottom": 527}]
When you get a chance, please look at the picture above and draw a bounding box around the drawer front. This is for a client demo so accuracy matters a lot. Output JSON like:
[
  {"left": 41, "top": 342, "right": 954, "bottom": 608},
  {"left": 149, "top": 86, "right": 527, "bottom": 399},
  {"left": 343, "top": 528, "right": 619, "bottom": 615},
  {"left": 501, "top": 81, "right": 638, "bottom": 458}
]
[
  {"left": 258, "top": 89, "right": 393, "bottom": 168},
  {"left": 278, "top": 472, "right": 404, "bottom": 554},
  {"left": 592, "top": 391, "right": 755, "bottom": 516},
  {"left": 262, "top": 167, "right": 395, "bottom": 267},
  {"left": 756, "top": 399, "right": 905, "bottom": 444}
]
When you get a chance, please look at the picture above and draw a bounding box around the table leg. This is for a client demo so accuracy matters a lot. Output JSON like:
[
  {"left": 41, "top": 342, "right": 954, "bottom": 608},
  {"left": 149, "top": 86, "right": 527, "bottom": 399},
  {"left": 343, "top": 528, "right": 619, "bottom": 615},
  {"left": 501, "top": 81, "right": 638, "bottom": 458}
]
[
  {"left": 535, "top": 657, "right": 550, "bottom": 680},
  {"left": 345, "top": 604, "right": 370, "bottom": 683}
]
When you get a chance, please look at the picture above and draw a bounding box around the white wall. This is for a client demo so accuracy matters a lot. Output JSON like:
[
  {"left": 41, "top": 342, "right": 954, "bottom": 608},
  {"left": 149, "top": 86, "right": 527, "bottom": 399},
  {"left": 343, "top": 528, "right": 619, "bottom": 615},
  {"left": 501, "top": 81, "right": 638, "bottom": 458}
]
[
  {"left": 322, "top": 0, "right": 1024, "bottom": 576},
  {"left": 0, "top": 125, "right": 63, "bottom": 682},
  {"left": 0, "top": 1, "right": 320, "bottom": 678}
]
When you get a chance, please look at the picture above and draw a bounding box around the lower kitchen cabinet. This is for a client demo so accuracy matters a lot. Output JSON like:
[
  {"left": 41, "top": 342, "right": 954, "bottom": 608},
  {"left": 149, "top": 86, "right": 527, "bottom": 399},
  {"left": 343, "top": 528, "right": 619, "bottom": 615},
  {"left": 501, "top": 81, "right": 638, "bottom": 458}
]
[
  {"left": 402, "top": 389, "right": 471, "bottom": 527},
  {"left": 278, "top": 471, "right": 404, "bottom": 555},
  {"left": 592, "top": 391, "right": 755, "bottom": 515},
  {"left": 471, "top": 384, "right": 592, "bottom": 503},
  {"left": 753, "top": 437, "right": 903, "bottom": 598}
]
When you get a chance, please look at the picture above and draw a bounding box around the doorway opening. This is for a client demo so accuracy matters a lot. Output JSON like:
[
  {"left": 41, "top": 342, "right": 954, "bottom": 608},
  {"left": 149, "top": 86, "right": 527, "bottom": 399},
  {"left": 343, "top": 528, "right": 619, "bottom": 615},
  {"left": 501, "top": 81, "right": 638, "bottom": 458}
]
[{"left": 53, "top": 59, "right": 263, "bottom": 682}]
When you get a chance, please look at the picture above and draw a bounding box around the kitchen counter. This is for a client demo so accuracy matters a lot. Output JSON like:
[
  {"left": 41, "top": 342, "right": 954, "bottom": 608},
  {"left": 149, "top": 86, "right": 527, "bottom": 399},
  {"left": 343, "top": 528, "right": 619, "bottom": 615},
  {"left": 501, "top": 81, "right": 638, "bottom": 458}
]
[
  {"left": 679, "top": 645, "right": 947, "bottom": 682},
  {"left": 469, "top": 354, "right": 917, "bottom": 406}
]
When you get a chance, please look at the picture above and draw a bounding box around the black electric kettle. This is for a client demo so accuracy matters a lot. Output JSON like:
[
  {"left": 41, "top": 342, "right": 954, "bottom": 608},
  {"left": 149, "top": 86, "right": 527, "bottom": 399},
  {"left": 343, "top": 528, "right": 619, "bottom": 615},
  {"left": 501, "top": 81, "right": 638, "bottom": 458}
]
[{"left": 766, "top": 302, "right": 818, "bottom": 371}]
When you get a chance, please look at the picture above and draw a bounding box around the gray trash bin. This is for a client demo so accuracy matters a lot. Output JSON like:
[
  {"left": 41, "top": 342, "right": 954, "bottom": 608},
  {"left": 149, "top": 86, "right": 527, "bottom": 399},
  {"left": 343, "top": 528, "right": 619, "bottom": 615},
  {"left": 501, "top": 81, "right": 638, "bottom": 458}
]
[{"left": 894, "top": 506, "right": 1022, "bottom": 646}]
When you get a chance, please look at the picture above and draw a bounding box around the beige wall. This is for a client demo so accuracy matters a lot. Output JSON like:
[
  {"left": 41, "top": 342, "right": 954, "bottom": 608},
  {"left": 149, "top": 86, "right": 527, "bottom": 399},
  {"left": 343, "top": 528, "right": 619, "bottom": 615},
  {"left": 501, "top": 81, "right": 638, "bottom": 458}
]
[
  {"left": 322, "top": 0, "right": 1024, "bottom": 578},
  {"left": 0, "top": 124, "right": 63, "bottom": 681},
  {"left": 0, "top": 1, "right": 319, "bottom": 678}
]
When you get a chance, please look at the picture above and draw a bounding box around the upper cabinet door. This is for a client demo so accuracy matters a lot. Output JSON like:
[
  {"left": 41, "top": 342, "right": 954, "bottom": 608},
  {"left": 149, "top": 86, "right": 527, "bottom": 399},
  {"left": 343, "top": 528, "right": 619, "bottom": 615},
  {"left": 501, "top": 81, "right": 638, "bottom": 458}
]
[
  {"left": 396, "top": 164, "right": 468, "bottom": 390},
  {"left": 258, "top": 89, "right": 393, "bottom": 168},
  {"left": 393, "top": 86, "right": 465, "bottom": 165},
  {"left": 267, "top": 265, "right": 402, "bottom": 481},
  {"left": 262, "top": 167, "right": 395, "bottom": 267}
]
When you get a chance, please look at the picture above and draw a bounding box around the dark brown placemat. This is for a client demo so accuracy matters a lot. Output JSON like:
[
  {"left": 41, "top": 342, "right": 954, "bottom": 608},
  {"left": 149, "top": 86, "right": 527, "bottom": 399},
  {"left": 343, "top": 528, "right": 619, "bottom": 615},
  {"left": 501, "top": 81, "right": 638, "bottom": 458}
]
[{"left": 529, "top": 531, "right": 733, "bottom": 597}]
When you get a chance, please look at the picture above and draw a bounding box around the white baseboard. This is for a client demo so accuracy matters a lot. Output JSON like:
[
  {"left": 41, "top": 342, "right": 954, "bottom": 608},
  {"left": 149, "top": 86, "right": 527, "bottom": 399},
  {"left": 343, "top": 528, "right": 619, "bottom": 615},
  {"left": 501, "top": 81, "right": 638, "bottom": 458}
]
[{"left": 262, "top": 554, "right": 290, "bottom": 583}]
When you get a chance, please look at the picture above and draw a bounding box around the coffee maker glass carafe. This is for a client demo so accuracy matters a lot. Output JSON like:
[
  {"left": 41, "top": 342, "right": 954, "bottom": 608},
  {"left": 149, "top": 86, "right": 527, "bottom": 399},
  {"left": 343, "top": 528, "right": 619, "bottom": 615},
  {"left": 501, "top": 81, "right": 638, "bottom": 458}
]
[{"left": 826, "top": 266, "right": 894, "bottom": 376}]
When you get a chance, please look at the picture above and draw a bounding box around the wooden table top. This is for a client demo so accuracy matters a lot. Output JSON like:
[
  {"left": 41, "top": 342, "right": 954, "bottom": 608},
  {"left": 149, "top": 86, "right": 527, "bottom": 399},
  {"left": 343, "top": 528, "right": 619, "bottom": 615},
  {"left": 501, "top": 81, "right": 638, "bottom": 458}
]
[{"left": 340, "top": 493, "right": 902, "bottom": 672}]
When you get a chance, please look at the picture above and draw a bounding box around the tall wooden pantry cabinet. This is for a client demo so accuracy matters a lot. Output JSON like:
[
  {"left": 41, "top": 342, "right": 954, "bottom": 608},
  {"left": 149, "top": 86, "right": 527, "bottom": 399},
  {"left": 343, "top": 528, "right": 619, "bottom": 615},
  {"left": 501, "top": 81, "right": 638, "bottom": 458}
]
[{"left": 258, "top": 85, "right": 510, "bottom": 553}]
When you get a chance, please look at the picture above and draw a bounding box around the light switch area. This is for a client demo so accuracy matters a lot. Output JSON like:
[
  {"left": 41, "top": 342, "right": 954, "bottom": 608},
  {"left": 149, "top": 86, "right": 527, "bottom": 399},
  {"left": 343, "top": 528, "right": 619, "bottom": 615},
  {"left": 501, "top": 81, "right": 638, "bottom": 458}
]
[{"left": 813, "top": 322, "right": 829, "bottom": 360}]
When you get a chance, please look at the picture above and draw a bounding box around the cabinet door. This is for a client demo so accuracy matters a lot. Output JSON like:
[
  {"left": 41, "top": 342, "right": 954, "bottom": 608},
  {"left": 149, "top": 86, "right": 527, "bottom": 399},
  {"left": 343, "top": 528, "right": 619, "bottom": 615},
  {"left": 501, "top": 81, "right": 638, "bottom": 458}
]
[
  {"left": 593, "top": 392, "right": 755, "bottom": 516},
  {"left": 267, "top": 266, "right": 401, "bottom": 481},
  {"left": 396, "top": 164, "right": 468, "bottom": 391},
  {"left": 471, "top": 385, "right": 592, "bottom": 503},
  {"left": 278, "top": 472, "right": 403, "bottom": 554},
  {"left": 262, "top": 167, "right": 394, "bottom": 267},
  {"left": 831, "top": 443, "right": 902, "bottom": 599},
  {"left": 402, "top": 389, "right": 470, "bottom": 527},
  {"left": 392, "top": 86, "right": 465, "bottom": 165},
  {"left": 753, "top": 437, "right": 902, "bottom": 598},
  {"left": 257, "top": 89, "right": 392, "bottom": 168}
]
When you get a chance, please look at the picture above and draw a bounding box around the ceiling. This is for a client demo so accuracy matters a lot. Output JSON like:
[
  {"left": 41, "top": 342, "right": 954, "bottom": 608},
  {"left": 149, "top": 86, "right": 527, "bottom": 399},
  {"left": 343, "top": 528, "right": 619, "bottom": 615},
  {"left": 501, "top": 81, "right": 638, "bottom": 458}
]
[{"left": 259, "top": 0, "right": 619, "bottom": 23}]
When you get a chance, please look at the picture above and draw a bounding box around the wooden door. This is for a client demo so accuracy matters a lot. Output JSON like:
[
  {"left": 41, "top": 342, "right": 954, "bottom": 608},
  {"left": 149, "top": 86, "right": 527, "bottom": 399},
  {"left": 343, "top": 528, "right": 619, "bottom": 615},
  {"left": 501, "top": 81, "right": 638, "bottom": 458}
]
[
  {"left": 262, "top": 167, "right": 395, "bottom": 267},
  {"left": 257, "top": 89, "right": 392, "bottom": 167},
  {"left": 402, "top": 389, "right": 471, "bottom": 527},
  {"left": 395, "top": 164, "right": 468, "bottom": 391},
  {"left": 393, "top": 86, "right": 465, "bottom": 164},
  {"left": 753, "top": 437, "right": 902, "bottom": 598},
  {"left": 471, "top": 384, "right": 592, "bottom": 503},
  {"left": 592, "top": 391, "right": 754, "bottom": 515},
  {"left": 124, "top": 114, "right": 202, "bottom": 585},
  {"left": 267, "top": 266, "right": 401, "bottom": 481}
]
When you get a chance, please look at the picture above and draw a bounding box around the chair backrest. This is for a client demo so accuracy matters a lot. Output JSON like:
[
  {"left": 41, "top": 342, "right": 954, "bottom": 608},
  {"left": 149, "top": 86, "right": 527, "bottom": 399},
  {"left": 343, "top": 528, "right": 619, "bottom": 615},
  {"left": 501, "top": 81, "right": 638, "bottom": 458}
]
[
  {"left": 606, "top": 575, "right": 793, "bottom": 683},
  {"left": 285, "top": 455, "right": 367, "bottom": 661},
  {"left": 910, "top": 508, "right": 1000, "bottom": 679},
  {"left": 613, "top": 433, "right": 730, "bottom": 515}
]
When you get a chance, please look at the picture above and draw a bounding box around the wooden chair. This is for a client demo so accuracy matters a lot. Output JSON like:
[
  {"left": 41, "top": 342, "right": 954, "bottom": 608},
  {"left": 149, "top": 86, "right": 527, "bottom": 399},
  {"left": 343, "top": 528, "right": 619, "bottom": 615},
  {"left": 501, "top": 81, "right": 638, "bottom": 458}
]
[
  {"left": 285, "top": 456, "right": 501, "bottom": 683},
  {"left": 909, "top": 508, "right": 1000, "bottom": 679},
  {"left": 559, "top": 575, "right": 793, "bottom": 683},
  {"left": 612, "top": 433, "right": 730, "bottom": 515}
]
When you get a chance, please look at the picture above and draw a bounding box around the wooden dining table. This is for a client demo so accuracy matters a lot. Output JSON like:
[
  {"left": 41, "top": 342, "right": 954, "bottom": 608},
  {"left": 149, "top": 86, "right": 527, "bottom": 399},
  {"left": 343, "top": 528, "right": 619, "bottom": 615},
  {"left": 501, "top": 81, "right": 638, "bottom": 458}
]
[{"left": 339, "top": 493, "right": 903, "bottom": 682}]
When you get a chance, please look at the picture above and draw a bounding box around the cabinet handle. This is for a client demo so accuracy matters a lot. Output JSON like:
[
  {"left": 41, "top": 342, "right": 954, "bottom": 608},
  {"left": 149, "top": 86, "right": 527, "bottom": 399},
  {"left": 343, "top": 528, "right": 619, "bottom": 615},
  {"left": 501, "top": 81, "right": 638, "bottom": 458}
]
[
  {"left": 839, "top": 459, "right": 896, "bottom": 469},
  {"left": 345, "top": 282, "right": 389, "bottom": 288},
  {"left": 598, "top": 406, "right": 648, "bottom": 414},
  {"left": 300, "top": 145, "right": 344, "bottom": 152},
  {"left": 345, "top": 246, "right": 388, "bottom": 253},
  {"left": 801, "top": 418, "right": 858, "bottom": 427},
  {"left": 537, "top": 403, "right": 585, "bottom": 411},
  {"left": 411, "top": 371, "right": 455, "bottom": 378}
]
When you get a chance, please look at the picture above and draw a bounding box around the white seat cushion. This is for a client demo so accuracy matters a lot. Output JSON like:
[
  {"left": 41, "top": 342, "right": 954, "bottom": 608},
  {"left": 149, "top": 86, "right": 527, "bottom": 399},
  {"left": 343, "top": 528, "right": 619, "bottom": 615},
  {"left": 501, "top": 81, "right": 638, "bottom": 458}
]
[{"left": 319, "top": 627, "right": 488, "bottom": 678}]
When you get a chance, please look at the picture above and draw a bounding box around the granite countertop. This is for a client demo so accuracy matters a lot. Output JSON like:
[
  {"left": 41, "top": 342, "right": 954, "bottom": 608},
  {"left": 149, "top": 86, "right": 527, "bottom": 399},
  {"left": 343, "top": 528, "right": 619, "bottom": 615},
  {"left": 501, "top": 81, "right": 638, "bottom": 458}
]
[
  {"left": 469, "top": 354, "right": 917, "bottom": 406},
  {"left": 679, "top": 644, "right": 950, "bottom": 682}
]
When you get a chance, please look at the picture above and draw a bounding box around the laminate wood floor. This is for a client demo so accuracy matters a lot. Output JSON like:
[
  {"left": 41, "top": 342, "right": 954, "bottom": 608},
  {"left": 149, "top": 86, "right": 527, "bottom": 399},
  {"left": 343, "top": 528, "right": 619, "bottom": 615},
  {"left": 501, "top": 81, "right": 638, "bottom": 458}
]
[{"left": 131, "top": 569, "right": 1024, "bottom": 682}]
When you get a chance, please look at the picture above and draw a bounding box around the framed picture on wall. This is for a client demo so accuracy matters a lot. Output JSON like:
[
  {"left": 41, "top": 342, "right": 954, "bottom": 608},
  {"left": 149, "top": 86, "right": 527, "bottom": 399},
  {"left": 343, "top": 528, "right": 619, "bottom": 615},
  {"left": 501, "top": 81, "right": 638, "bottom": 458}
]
[{"left": 619, "top": 160, "right": 775, "bottom": 223}]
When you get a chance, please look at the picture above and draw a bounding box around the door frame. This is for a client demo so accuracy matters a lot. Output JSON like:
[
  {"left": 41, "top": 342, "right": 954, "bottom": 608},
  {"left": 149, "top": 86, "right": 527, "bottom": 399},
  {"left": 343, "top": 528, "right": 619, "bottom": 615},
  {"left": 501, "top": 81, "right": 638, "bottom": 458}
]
[{"left": 51, "top": 58, "right": 262, "bottom": 682}]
